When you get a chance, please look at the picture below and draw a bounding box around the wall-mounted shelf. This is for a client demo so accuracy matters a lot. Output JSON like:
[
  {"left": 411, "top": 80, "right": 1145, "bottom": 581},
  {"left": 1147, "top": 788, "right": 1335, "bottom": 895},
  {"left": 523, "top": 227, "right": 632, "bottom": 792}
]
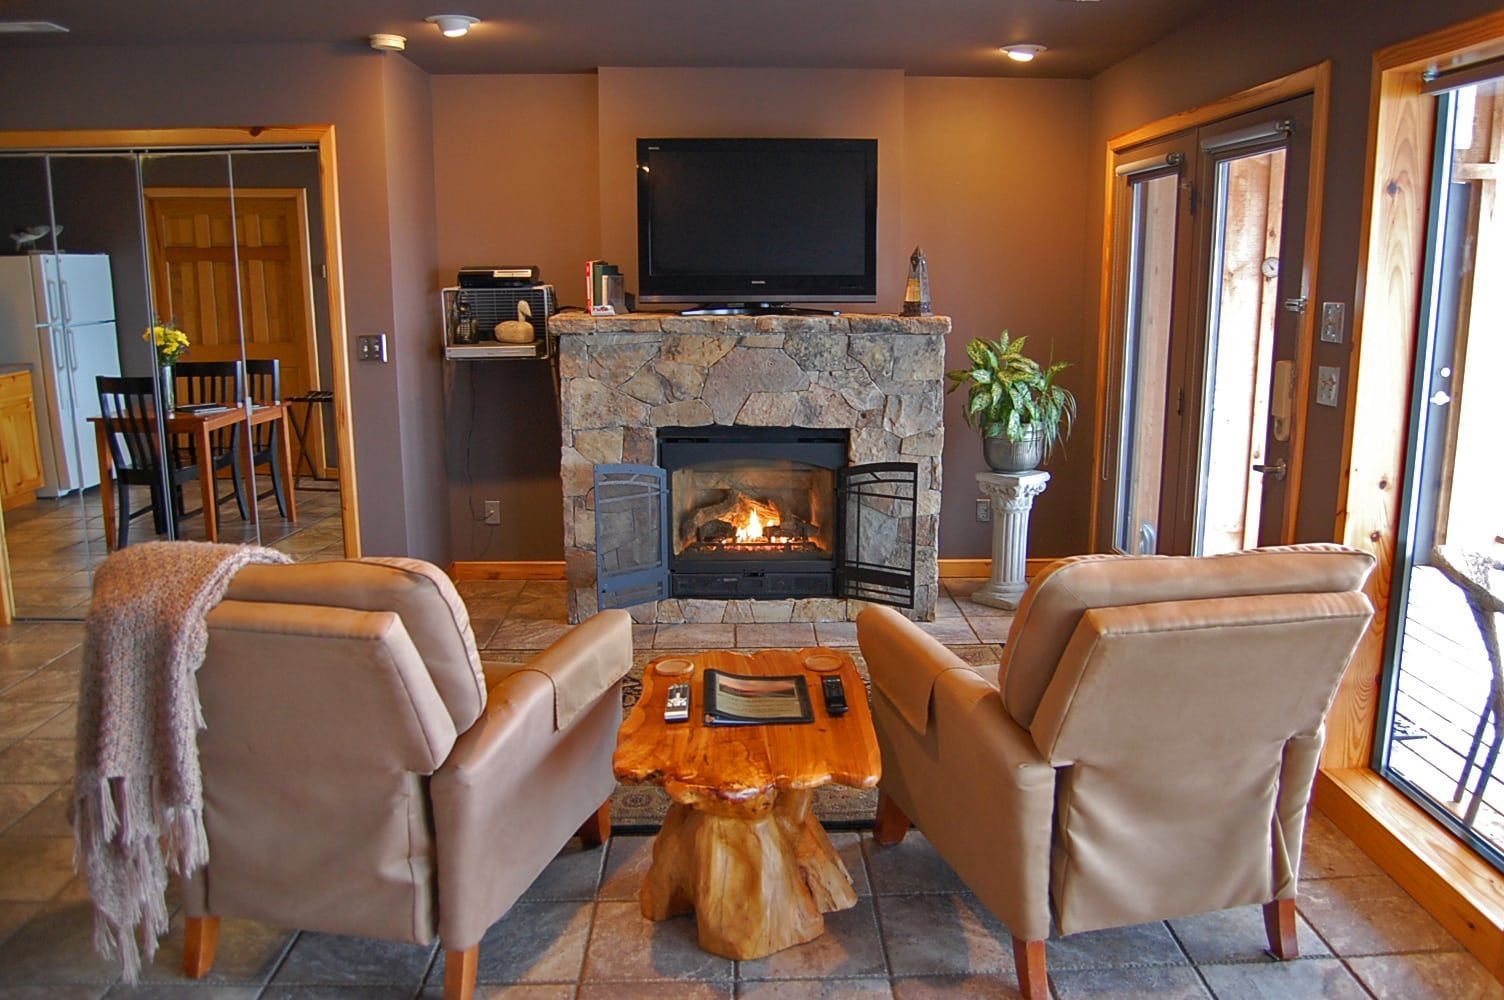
[{"left": 441, "top": 284, "right": 556, "bottom": 361}]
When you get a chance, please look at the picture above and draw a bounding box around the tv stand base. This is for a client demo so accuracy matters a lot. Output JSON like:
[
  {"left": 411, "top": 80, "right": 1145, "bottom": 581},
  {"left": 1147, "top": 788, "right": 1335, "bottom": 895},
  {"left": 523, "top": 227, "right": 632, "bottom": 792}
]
[{"left": 678, "top": 304, "right": 843, "bottom": 317}]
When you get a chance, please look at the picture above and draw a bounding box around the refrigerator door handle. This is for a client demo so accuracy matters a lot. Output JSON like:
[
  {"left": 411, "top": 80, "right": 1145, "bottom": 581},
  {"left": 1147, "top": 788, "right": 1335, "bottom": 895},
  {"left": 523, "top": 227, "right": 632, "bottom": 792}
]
[
  {"left": 67, "top": 328, "right": 78, "bottom": 371},
  {"left": 59, "top": 279, "right": 73, "bottom": 325},
  {"left": 44, "top": 279, "right": 59, "bottom": 325}
]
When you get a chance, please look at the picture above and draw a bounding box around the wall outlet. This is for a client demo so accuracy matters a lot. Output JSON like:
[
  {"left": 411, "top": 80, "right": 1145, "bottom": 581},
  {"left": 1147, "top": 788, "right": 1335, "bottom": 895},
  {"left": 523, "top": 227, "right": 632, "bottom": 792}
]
[
  {"left": 357, "top": 333, "right": 388, "bottom": 363},
  {"left": 484, "top": 500, "right": 501, "bottom": 525},
  {"left": 1320, "top": 302, "right": 1346, "bottom": 344},
  {"left": 1316, "top": 366, "right": 1341, "bottom": 407},
  {"left": 976, "top": 498, "right": 991, "bottom": 523}
]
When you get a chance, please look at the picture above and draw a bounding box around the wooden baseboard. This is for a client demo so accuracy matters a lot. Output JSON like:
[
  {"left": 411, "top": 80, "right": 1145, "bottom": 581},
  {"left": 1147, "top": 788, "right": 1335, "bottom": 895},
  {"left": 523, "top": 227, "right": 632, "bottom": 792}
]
[
  {"left": 449, "top": 561, "right": 566, "bottom": 581},
  {"left": 1315, "top": 767, "right": 1504, "bottom": 981},
  {"left": 939, "top": 557, "right": 1057, "bottom": 579},
  {"left": 449, "top": 557, "right": 1061, "bottom": 584}
]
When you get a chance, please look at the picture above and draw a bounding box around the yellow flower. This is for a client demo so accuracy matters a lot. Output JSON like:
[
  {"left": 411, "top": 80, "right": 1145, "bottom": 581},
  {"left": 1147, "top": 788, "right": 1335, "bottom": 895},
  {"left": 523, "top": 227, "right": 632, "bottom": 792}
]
[{"left": 143, "top": 322, "right": 190, "bottom": 363}]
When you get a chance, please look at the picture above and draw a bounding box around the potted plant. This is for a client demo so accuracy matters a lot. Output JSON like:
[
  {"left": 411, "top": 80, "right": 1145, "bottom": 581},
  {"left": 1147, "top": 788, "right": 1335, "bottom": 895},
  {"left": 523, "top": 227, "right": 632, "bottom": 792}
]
[{"left": 946, "top": 330, "right": 1076, "bottom": 473}]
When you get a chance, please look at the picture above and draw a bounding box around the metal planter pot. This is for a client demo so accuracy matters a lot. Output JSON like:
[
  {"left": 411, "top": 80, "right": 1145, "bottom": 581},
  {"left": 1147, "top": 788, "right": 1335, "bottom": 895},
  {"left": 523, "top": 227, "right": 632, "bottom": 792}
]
[{"left": 983, "top": 427, "right": 1044, "bottom": 473}]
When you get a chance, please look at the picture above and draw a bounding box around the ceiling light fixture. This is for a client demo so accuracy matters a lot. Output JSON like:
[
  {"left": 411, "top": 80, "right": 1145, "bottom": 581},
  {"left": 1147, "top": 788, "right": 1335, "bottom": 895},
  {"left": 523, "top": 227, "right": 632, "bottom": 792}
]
[
  {"left": 1001, "top": 43, "right": 1047, "bottom": 63},
  {"left": 368, "top": 33, "right": 407, "bottom": 52},
  {"left": 426, "top": 14, "right": 479, "bottom": 38}
]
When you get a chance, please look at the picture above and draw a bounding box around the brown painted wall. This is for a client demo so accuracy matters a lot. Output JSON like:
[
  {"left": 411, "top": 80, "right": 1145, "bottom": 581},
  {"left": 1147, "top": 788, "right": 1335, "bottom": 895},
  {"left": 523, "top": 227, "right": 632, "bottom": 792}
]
[
  {"left": 902, "top": 77, "right": 1092, "bottom": 558},
  {"left": 383, "top": 55, "right": 450, "bottom": 563},
  {"left": 0, "top": 42, "right": 444, "bottom": 561},
  {"left": 432, "top": 70, "right": 1093, "bottom": 560},
  {"left": 1084, "top": 0, "right": 1503, "bottom": 547},
  {"left": 430, "top": 74, "right": 601, "bottom": 561}
]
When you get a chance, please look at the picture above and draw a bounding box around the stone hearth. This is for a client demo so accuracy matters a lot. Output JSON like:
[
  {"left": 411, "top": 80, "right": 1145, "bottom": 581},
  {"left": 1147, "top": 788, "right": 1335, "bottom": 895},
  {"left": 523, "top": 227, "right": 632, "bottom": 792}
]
[{"left": 554, "top": 312, "right": 948, "bottom": 624}]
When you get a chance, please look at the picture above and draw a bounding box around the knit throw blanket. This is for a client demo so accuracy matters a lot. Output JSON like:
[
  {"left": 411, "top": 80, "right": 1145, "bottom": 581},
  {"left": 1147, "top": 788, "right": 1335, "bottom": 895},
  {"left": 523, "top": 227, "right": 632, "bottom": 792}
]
[{"left": 74, "top": 541, "right": 292, "bottom": 982}]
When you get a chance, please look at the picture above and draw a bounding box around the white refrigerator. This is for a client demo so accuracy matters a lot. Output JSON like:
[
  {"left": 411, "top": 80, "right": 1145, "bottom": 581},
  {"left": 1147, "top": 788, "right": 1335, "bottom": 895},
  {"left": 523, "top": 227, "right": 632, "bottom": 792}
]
[{"left": 0, "top": 253, "right": 123, "bottom": 497}]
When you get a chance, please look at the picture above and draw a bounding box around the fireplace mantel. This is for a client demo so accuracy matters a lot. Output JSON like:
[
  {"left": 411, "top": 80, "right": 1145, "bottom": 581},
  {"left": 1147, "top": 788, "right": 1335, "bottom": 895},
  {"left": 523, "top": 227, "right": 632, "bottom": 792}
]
[{"left": 553, "top": 312, "right": 948, "bottom": 624}]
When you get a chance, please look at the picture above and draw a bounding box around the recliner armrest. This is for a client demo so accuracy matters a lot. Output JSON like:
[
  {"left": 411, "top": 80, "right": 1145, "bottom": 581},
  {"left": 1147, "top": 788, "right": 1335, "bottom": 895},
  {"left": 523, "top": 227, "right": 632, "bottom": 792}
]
[{"left": 509, "top": 610, "right": 634, "bottom": 730}]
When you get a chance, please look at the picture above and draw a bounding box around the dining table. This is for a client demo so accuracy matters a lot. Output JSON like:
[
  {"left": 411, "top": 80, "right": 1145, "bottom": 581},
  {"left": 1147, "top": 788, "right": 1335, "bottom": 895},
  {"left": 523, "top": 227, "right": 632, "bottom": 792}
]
[{"left": 90, "top": 402, "right": 297, "bottom": 550}]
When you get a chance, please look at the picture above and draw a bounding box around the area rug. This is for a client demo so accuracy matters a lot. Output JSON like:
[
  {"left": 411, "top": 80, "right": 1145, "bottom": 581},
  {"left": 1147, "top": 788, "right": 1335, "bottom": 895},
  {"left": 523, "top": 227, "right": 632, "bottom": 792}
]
[{"left": 611, "top": 650, "right": 882, "bottom": 832}]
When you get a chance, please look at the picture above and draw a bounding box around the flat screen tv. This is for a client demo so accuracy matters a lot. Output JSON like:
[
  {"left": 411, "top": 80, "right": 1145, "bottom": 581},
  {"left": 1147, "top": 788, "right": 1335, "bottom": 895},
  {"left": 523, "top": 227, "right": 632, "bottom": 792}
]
[{"left": 636, "top": 138, "right": 878, "bottom": 305}]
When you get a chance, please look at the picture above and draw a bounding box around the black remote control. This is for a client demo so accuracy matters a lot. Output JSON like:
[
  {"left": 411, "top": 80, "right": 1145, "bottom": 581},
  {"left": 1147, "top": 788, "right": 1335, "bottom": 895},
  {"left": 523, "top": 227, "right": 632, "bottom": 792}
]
[{"left": 822, "top": 674, "right": 849, "bottom": 716}]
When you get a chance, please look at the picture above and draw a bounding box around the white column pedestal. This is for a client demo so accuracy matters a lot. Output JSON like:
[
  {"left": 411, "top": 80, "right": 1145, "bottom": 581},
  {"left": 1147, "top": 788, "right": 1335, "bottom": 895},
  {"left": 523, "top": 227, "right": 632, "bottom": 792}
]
[{"left": 972, "top": 470, "right": 1051, "bottom": 611}]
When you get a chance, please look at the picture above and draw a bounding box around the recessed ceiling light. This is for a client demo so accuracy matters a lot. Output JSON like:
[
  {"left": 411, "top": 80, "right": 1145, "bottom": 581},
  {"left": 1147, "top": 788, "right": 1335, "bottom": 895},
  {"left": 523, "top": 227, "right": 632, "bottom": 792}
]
[
  {"left": 426, "top": 14, "right": 479, "bottom": 38},
  {"left": 1001, "top": 44, "right": 1048, "bottom": 63},
  {"left": 368, "top": 33, "right": 407, "bottom": 52},
  {"left": 0, "top": 21, "right": 69, "bottom": 33}
]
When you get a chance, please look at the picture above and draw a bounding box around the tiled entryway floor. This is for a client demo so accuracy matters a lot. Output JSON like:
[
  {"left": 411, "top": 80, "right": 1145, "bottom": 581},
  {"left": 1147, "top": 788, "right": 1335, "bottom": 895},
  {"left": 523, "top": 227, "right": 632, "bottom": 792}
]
[
  {"left": 0, "top": 582, "right": 1500, "bottom": 997},
  {"left": 3, "top": 478, "right": 345, "bottom": 620}
]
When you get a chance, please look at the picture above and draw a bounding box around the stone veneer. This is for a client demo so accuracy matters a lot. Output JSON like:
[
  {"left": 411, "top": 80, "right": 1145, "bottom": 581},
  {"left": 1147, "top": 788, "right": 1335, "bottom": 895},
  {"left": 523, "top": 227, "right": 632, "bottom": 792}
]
[{"left": 554, "top": 312, "right": 949, "bottom": 624}]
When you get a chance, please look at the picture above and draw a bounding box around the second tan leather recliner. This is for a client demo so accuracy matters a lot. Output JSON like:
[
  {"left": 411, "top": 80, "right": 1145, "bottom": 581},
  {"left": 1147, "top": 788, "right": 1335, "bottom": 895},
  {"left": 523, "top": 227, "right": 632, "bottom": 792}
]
[
  {"left": 858, "top": 544, "right": 1375, "bottom": 1000},
  {"left": 178, "top": 558, "right": 632, "bottom": 1000}
]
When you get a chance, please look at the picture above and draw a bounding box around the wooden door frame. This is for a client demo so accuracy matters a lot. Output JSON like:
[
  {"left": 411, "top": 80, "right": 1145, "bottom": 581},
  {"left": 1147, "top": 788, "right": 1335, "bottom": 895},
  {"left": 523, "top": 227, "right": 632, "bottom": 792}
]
[
  {"left": 1314, "top": 9, "right": 1504, "bottom": 982},
  {"left": 1088, "top": 63, "right": 1332, "bottom": 552},
  {"left": 0, "top": 126, "right": 361, "bottom": 623},
  {"left": 142, "top": 185, "right": 332, "bottom": 477}
]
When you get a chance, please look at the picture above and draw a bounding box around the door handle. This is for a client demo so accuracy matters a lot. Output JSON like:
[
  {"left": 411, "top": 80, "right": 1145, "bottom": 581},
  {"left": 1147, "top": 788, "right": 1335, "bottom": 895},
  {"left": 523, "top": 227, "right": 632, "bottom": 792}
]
[
  {"left": 59, "top": 279, "right": 72, "bottom": 325},
  {"left": 1252, "top": 459, "right": 1288, "bottom": 480}
]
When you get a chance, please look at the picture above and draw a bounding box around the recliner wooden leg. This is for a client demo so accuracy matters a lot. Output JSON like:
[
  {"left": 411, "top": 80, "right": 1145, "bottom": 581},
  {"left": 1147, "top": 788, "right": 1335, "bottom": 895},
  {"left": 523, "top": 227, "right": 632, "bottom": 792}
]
[
  {"left": 1263, "top": 898, "right": 1298, "bottom": 959},
  {"left": 444, "top": 945, "right": 478, "bottom": 1000},
  {"left": 183, "top": 915, "right": 221, "bottom": 978},
  {"left": 1013, "top": 936, "right": 1049, "bottom": 999},
  {"left": 577, "top": 800, "right": 612, "bottom": 848},
  {"left": 873, "top": 792, "right": 912, "bottom": 845}
]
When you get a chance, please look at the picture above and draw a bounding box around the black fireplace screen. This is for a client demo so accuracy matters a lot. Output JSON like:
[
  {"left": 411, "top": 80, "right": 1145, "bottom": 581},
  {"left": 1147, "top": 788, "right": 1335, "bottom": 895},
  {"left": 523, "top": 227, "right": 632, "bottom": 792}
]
[
  {"left": 593, "top": 465, "right": 669, "bottom": 609},
  {"left": 595, "top": 456, "right": 917, "bottom": 611}
]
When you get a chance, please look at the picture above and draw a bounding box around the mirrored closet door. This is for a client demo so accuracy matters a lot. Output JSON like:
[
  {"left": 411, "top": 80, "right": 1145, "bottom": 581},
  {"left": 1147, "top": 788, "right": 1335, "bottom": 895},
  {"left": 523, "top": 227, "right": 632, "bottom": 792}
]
[{"left": 0, "top": 139, "right": 351, "bottom": 621}]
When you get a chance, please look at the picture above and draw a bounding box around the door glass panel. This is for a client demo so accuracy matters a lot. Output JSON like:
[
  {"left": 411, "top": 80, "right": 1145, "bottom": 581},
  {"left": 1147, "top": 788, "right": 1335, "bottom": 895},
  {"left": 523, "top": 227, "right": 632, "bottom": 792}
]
[
  {"left": 230, "top": 149, "right": 339, "bottom": 560},
  {"left": 0, "top": 154, "right": 96, "bottom": 617},
  {"left": 1196, "top": 147, "right": 1287, "bottom": 555},
  {"left": 138, "top": 152, "right": 252, "bottom": 545},
  {"left": 1381, "top": 80, "right": 1504, "bottom": 864},
  {"left": 1114, "top": 171, "right": 1179, "bottom": 555}
]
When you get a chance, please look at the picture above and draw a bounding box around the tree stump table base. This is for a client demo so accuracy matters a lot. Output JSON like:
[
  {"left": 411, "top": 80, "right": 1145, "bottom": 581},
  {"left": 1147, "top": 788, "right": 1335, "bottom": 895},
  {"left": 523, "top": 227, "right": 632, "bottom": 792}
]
[{"left": 641, "top": 789, "right": 857, "bottom": 959}]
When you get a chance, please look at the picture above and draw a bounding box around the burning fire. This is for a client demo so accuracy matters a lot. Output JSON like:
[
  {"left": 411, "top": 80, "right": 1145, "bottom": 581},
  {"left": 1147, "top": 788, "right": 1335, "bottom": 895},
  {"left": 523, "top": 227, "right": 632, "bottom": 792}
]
[{"left": 731, "top": 496, "right": 782, "bottom": 544}]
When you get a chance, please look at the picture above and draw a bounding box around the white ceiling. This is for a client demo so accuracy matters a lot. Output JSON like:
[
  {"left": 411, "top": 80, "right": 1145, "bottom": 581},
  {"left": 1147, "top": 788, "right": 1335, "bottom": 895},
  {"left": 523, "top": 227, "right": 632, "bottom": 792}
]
[{"left": 0, "top": 0, "right": 1213, "bottom": 78}]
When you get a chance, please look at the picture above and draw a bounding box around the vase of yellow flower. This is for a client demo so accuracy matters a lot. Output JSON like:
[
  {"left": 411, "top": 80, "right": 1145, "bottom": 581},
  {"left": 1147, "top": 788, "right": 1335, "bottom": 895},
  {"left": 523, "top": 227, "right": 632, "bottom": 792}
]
[{"left": 144, "top": 322, "right": 190, "bottom": 413}]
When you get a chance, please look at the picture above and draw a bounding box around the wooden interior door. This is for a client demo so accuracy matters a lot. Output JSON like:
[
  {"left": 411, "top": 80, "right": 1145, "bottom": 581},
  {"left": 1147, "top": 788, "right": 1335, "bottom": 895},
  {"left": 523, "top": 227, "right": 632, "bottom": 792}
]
[{"left": 144, "top": 188, "right": 326, "bottom": 476}]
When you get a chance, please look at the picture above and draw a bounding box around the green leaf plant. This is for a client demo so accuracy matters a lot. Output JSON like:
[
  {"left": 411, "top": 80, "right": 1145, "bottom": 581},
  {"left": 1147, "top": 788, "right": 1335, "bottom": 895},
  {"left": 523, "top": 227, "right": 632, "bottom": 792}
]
[{"left": 945, "top": 330, "right": 1077, "bottom": 462}]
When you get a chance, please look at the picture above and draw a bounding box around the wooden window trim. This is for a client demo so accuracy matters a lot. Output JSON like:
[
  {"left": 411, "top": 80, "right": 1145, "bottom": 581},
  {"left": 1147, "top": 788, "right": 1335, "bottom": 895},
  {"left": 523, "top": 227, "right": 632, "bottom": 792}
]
[
  {"left": 0, "top": 126, "right": 362, "bottom": 621},
  {"left": 1088, "top": 63, "right": 1332, "bottom": 551},
  {"left": 1326, "top": 8, "right": 1504, "bottom": 983}
]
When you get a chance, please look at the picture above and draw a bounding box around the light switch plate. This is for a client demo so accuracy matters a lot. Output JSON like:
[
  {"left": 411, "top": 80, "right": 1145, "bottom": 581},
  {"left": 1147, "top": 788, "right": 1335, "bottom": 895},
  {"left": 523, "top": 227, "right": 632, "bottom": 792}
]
[
  {"left": 1316, "top": 365, "right": 1341, "bottom": 407},
  {"left": 976, "top": 498, "right": 990, "bottom": 523},
  {"left": 357, "top": 333, "right": 388, "bottom": 363},
  {"left": 1320, "top": 302, "right": 1346, "bottom": 343}
]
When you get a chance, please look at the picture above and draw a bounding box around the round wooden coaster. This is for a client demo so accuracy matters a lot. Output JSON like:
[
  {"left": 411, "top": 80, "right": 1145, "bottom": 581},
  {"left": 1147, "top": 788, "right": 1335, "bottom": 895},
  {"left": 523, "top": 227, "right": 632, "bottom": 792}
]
[{"left": 654, "top": 657, "right": 694, "bottom": 677}]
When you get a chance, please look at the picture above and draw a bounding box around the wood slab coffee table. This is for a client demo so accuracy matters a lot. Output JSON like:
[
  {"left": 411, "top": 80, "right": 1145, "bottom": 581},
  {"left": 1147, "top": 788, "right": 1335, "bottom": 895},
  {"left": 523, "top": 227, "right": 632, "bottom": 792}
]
[{"left": 614, "top": 647, "right": 880, "bottom": 960}]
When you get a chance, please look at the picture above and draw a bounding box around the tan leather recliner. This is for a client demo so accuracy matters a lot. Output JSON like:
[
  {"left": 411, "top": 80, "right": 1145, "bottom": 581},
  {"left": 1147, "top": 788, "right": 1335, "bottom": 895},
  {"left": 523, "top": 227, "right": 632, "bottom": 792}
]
[
  {"left": 179, "top": 558, "right": 631, "bottom": 1000},
  {"left": 858, "top": 544, "right": 1375, "bottom": 1000}
]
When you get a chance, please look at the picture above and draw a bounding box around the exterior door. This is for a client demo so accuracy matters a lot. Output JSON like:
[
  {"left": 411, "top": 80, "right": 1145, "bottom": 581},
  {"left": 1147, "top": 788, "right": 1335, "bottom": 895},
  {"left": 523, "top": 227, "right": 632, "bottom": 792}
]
[
  {"left": 1097, "top": 95, "right": 1314, "bottom": 555},
  {"left": 144, "top": 188, "right": 326, "bottom": 475}
]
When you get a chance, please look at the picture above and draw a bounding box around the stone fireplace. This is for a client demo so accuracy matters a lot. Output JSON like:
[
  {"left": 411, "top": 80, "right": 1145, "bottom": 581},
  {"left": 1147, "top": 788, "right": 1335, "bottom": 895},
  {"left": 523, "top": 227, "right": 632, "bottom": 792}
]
[{"left": 554, "top": 312, "right": 948, "bottom": 624}]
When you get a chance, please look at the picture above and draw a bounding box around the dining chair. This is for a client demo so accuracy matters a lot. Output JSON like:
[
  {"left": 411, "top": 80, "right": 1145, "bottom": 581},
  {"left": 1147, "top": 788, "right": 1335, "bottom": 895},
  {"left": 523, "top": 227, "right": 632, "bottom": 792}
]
[
  {"left": 172, "top": 361, "right": 247, "bottom": 519},
  {"left": 95, "top": 376, "right": 202, "bottom": 548},
  {"left": 1432, "top": 545, "right": 1504, "bottom": 827},
  {"left": 243, "top": 359, "right": 290, "bottom": 518}
]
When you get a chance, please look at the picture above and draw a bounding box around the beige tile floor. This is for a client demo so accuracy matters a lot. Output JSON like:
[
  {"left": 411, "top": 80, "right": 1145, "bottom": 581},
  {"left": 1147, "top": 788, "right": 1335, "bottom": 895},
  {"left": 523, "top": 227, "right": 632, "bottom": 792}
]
[
  {"left": 3, "top": 478, "right": 345, "bottom": 620},
  {"left": 0, "top": 581, "right": 1498, "bottom": 997}
]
